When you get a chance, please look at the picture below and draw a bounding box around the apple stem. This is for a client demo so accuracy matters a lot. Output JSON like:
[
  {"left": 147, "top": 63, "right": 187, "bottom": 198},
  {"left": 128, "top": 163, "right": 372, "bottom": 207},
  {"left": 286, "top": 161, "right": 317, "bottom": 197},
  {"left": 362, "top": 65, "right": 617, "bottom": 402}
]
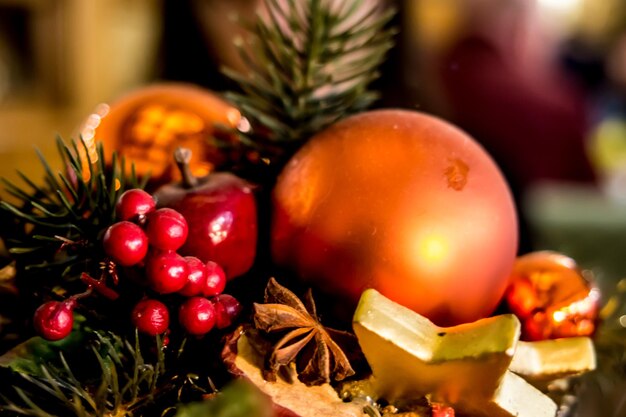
[{"left": 174, "top": 147, "right": 199, "bottom": 189}]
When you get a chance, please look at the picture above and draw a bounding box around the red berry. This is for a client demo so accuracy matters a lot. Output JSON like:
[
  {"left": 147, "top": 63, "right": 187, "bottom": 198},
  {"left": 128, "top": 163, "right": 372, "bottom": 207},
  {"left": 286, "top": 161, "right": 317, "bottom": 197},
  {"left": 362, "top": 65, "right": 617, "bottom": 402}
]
[
  {"left": 103, "top": 221, "right": 148, "bottom": 266},
  {"left": 179, "top": 257, "right": 207, "bottom": 296},
  {"left": 115, "top": 189, "right": 155, "bottom": 222},
  {"left": 145, "top": 208, "right": 188, "bottom": 251},
  {"left": 33, "top": 300, "right": 75, "bottom": 341},
  {"left": 431, "top": 403, "right": 455, "bottom": 417},
  {"left": 179, "top": 297, "right": 216, "bottom": 335},
  {"left": 131, "top": 299, "right": 170, "bottom": 335},
  {"left": 202, "top": 261, "right": 226, "bottom": 296},
  {"left": 146, "top": 251, "right": 188, "bottom": 293},
  {"left": 213, "top": 294, "right": 242, "bottom": 329}
]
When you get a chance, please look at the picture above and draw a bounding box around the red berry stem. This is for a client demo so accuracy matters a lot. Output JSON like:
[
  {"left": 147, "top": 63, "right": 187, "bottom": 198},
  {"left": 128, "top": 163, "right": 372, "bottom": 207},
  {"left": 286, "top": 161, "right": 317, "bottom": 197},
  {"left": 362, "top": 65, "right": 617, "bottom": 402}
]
[
  {"left": 174, "top": 147, "right": 199, "bottom": 189},
  {"left": 80, "top": 272, "right": 120, "bottom": 300},
  {"left": 68, "top": 287, "right": 93, "bottom": 302}
]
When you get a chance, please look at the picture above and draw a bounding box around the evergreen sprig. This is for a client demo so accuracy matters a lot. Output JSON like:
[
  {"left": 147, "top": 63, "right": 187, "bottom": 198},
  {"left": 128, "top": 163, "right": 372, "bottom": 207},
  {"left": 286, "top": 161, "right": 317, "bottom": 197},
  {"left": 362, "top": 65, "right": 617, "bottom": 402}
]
[
  {"left": 0, "top": 138, "right": 147, "bottom": 295},
  {"left": 224, "top": 0, "right": 396, "bottom": 162},
  {"left": 1, "top": 332, "right": 166, "bottom": 417}
]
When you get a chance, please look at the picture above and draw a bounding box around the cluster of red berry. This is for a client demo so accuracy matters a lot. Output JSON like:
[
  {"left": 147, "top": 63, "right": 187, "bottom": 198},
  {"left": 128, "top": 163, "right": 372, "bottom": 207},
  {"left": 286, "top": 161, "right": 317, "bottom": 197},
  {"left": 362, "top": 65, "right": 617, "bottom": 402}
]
[{"left": 32, "top": 189, "right": 242, "bottom": 341}]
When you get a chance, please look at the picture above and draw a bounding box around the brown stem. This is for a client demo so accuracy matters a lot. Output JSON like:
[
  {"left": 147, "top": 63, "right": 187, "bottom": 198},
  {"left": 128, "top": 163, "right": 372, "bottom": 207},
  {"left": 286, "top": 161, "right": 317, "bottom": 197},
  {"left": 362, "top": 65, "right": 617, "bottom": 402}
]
[
  {"left": 174, "top": 147, "right": 199, "bottom": 189},
  {"left": 81, "top": 272, "right": 120, "bottom": 300},
  {"left": 68, "top": 288, "right": 93, "bottom": 304}
]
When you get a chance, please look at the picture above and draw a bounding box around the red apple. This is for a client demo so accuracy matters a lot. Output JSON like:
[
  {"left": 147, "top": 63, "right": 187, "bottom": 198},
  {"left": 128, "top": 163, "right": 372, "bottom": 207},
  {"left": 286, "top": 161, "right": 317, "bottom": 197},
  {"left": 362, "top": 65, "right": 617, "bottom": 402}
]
[{"left": 154, "top": 148, "right": 257, "bottom": 279}]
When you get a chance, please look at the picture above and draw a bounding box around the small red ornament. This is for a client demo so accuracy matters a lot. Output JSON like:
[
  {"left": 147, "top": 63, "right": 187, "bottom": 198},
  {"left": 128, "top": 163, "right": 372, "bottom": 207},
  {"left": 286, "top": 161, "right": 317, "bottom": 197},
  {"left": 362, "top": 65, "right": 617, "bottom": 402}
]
[
  {"left": 213, "top": 294, "right": 242, "bottom": 329},
  {"left": 505, "top": 251, "right": 600, "bottom": 341},
  {"left": 179, "top": 256, "right": 208, "bottom": 297},
  {"left": 145, "top": 208, "right": 188, "bottom": 251},
  {"left": 202, "top": 261, "right": 226, "bottom": 296},
  {"left": 103, "top": 221, "right": 149, "bottom": 266},
  {"left": 272, "top": 110, "right": 518, "bottom": 325},
  {"left": 154, "top": 148, "right": 257, "bottom": 279},
  {"left": 179, "top": 297, "right": 216, "bottom": 335},
  {"left": 145, "top": 251, "right": 189, "bottom": 294},
  {"left": 33, "top": 300, "right": 76, "bottom": 341},
  {"left": 115, "top": 189, "right": 155, "bottom": 222},
  {"left": 132, "top": 299, "right": 170, "bottom": 335},
  {"left": 431, "top": 403, "right": 455, "bottom": 417}
]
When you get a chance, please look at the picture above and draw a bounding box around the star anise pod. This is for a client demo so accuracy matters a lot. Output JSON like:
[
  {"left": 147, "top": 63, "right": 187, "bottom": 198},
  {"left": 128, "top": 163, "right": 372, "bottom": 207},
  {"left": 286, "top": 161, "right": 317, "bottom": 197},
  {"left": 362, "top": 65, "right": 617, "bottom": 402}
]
[{"left": 253, "top": 278, "right": 356, "bottom": 386}]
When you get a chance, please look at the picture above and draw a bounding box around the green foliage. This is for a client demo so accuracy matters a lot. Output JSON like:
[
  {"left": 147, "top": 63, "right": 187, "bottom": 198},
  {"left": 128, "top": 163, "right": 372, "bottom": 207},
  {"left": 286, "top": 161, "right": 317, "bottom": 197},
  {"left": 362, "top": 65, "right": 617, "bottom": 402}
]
[
  {"left": 224, "top": 0, "right": 396, "bottom": 163},
  {"left": 0, "top": 314, "right": 88, "bottom": 376},
  {"left": 0, "top": 331, "right": 166, "bottom": 417},
  {"left": 0, "top": 137, "right": 147, "bottom": 295}
]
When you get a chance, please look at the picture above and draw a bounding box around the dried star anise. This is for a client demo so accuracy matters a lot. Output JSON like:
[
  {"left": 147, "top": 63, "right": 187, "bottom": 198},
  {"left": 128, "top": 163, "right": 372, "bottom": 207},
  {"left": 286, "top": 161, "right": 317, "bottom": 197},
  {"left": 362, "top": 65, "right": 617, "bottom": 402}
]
[{"left": 253, "top": 278, "right": 356, "bottom": 386}]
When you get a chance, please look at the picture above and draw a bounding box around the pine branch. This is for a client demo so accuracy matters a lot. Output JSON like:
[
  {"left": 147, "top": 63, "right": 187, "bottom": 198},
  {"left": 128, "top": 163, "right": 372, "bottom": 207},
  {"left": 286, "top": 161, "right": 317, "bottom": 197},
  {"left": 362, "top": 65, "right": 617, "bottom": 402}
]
[
  {"left": 0, "top": 331, "right": 167, "bottom": 417},
  {"left": 0, "top": 138, "right": 146, "bottom": 299},
  {"left": 223, "top": 0, "right": 396, "bottom": 165}
]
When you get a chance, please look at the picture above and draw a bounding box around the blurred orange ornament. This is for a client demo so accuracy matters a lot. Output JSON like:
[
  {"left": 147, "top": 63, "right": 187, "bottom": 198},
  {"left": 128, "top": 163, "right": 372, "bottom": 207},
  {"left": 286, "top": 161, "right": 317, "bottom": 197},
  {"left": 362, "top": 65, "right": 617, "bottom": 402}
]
[
  {"left": 505, "top": 251, "right": 600, "bottom": 341},
  {"left": 78, "top": 83, "right": 241, "bottom": 184},
  {"left": 271, "top": 110, "right": 518, "bottom": 326},
  {"left": 431, "top": 403, "right": 455, "bottom": 417}
]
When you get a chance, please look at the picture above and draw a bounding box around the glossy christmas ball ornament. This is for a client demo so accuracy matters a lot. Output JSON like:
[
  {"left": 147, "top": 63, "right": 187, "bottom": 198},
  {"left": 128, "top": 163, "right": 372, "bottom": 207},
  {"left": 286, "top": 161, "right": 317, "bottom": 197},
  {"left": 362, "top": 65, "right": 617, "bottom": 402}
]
[
  {"left": 505, "top": 251, "right": 600, "bottom": 341},
  {"left": 116, "top": 189, "right": 155, "bottom": 222},
  {"left": 103, "top": 221, "right": 149, "bottom": 266},
  {"left": 33, "top": 300, "right": 76, "bottom": 341},
  {"left": 213, "top": 294, "right": 242, "bottom": 329},
  {"left": 131, "top": 299, "right": 170, "bottom": 335},
  {"left": 202, "top": 261, "right": 226, "bottom": 296},
  {"left": 145, "top": 251, "right": 189, "bottom": 294},
  {"left": 179, "top": 256, "right": 209, "bottom": 296},
  {"left": 78, "top": 83, "right": 241, "bottom": 184},
  {"left": 179, "top": 297, "right": 216, "bottom": 335},
  {"left": 272, "top": 110, "right": 518, "bottom": 326},
  {"left": 145, "top": 208, "right": 189, "bottom": 251}
]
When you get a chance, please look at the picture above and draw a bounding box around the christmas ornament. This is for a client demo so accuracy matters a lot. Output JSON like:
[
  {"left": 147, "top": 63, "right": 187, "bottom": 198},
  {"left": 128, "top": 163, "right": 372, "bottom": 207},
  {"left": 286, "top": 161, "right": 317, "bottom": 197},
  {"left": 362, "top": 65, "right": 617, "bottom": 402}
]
[
  {"left": 115, "top": 189, "right": 156, "bottom": 222},
  {"left": 505, "top": 251, "right": 600, "bottom": 341},
  {"left": 353, "top": 289, "right": 557, "bottom": 417},
  {"left": 131, "top": 299, "right": 170, "bottom": 336},
  {"left": 179, "top": 297, "right": 216, "bottom": 336},
  {"left": 145, "top": 251, "right": 189, "bottom": 294},
  {"left": 213, "top": 294, "right": 242, "bottom": 329},
  {"left": 103, "top": 187, "right": 241, "bottom": 337},
  {"left": 509, "top": 337, "right": 596, "bottom": 382},
  {"left": 154, "top": 148, "right": 257, "bottom": 279},
  {"left": 432, "top": 404, "right": 456, "bottom": 417},
  {"left": 103, "top": 221, "right": 149, "bottom": 267},
  {"left": 79, "top": 83, "right": 241, "bottom": 183},
  {"left": 202, "top": 261, "right": 227, "bottom": 296},
  {"left": 179, "top": 256, "right": 210, "bottom": 297},
  {"left": 33, "top": 300, "right": 76, "bottom": 341},
  {"left": 145, "top": 208, "right": 189, "bottom": 251},
  {"left": 272, "top": 110, "right": 518, "bottom": 325}
]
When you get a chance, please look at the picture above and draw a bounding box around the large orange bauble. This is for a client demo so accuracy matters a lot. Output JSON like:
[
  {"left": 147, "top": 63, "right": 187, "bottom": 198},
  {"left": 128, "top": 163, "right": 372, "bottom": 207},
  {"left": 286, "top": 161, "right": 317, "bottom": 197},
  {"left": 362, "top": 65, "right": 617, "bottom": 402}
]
[
  {"left": 79, "top": 83, "right": 241, "bottom": 183},
  {"left": 271, "top": 110, "right": 518, "bottom": 325}
]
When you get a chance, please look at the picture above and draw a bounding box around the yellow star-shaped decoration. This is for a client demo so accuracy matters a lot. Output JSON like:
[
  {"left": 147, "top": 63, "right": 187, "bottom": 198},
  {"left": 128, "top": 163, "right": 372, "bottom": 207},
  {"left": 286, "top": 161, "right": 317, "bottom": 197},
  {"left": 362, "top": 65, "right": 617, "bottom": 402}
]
[
  {"left": 353, "top": 289, "right": 557, "bottom": 417},
  {"left": 511, "top": 337, "right": 596, "bottom": 384}
]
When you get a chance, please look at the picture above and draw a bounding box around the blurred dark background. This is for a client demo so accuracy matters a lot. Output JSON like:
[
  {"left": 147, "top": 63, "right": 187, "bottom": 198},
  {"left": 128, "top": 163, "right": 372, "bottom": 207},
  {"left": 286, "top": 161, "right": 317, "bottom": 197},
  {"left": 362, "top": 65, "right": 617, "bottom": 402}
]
[{"left": 1, "top": 0, "right": 626, "bottom": 292}]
